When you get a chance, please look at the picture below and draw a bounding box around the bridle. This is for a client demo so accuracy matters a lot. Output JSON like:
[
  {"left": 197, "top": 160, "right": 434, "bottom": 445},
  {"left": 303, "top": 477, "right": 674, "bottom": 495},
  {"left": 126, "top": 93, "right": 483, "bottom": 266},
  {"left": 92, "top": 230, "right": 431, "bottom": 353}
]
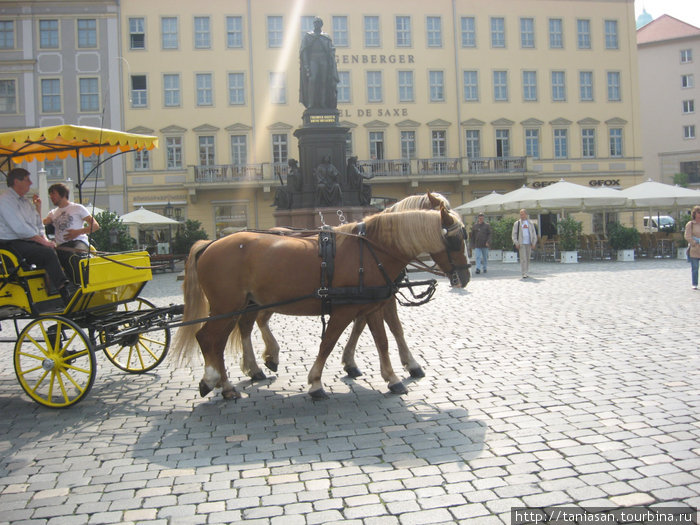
[{"left": 442, "top": 222, "right": 470, "bottom": 287}]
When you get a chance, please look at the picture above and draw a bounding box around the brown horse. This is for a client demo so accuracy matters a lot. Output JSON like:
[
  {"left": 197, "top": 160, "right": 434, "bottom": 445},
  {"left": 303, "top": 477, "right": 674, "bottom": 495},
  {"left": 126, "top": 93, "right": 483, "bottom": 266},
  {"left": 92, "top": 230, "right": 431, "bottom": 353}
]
[
  {"left": 253, "top": 192, "right": 453, "bottom": 380},
  {"left": 172, "top": 207, "right": 469, "bottom": 400}
]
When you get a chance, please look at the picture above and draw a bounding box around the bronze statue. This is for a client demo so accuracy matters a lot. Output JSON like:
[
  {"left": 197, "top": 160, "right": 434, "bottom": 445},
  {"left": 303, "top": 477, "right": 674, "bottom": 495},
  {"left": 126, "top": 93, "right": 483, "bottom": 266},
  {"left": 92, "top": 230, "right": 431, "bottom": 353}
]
[
  {"left": 299, "top": 17, "right": 339, "bottom": 110},
  {"left": 347, "top": 156, "right": 374, "bottom": 206},
  {"left": 315, "top": 155, "right": 342, "bottom": 206},
  {"left": 273, "top": 159, "right": 303, "bottom": 210}
]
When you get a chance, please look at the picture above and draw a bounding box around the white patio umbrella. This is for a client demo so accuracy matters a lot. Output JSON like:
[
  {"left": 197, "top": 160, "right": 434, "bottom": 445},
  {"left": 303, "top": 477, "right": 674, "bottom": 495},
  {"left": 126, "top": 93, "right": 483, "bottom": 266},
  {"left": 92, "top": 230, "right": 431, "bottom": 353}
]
[
  {"left": 454, "top": 191, "right": 503, "bottom": 214},
  {"left": 518, "top": 179, "right": 628, "bottom": 211},
  {"left": 618, "top": 179, "right": 700, "bottom": 208},
  {"left": 120, "top": 207, "right": 179, "bottom": 253},
  {"left": 483, "top": 185, "right": 540, "bottom": 213}
]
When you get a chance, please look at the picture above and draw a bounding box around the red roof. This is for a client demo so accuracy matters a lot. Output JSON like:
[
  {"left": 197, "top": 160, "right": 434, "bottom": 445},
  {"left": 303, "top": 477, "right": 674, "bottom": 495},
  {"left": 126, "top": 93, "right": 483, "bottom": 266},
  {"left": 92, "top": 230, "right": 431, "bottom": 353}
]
[{"left": 637, "top": 14, "right": 700, "bottom": 45}]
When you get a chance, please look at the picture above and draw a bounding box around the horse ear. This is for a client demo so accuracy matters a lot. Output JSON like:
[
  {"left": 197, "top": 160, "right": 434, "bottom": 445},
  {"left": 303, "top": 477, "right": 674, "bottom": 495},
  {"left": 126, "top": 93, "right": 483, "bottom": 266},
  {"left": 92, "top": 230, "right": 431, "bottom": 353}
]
[
  {"left": 427, "top": 192, "right": 441, "bottom": 208},
  {"left": 440, "top": 205, "right": 454, "bottom": 226}
]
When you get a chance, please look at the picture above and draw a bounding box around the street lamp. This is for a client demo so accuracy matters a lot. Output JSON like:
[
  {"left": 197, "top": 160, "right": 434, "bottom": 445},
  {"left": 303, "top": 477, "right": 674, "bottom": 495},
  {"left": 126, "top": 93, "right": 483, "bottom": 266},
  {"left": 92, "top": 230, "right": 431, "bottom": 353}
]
[{"left": 164, "top": 201, "right": 173, "bottom": 218}]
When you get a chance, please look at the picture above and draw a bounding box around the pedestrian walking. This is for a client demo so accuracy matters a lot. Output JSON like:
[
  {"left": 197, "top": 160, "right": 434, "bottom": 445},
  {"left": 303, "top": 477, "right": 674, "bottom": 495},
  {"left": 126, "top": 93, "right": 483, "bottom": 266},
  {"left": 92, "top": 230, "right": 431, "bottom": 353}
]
[
  {"left": 470, "top": 213, "right": 491, "bottom": 274},
  {"left": 684, "top": 205, "right": 700, "bottom": 289},
  {"left": 512, "top": 209, "right": 538, "bottom": 279}
]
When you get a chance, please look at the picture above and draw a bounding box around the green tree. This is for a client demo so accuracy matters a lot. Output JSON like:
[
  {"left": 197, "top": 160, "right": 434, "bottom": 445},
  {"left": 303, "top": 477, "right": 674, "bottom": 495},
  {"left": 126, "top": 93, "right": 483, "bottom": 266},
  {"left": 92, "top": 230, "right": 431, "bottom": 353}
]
[
  {"left": 490, "top": 216, "right": 517, "bottom": 250},
  {"left": 90, "top": 211, "right": 137, "bottom": 252},
  {"left": 173, "top": 219, "right": 209, "bottom": 255},
  {"left": 673, "top": 172, "right": 689, "bottom": 188}
]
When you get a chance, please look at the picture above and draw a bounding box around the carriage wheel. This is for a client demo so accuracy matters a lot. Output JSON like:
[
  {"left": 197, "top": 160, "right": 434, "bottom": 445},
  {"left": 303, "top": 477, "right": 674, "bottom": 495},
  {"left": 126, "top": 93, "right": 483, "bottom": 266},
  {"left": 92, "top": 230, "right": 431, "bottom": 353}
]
[
  {"left": 100, "top": 298, "right": 170, "bottom": 374},
  {"left": 14, "top": 316, "right": 96, "bottom": 408}
]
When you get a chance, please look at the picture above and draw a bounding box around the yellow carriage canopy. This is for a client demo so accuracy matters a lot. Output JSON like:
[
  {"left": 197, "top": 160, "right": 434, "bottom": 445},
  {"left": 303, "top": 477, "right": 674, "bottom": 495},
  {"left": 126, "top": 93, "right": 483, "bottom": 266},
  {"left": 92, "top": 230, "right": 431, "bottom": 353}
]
[{"left": 0, "top": 124, "right": 158, "bottom": 201}]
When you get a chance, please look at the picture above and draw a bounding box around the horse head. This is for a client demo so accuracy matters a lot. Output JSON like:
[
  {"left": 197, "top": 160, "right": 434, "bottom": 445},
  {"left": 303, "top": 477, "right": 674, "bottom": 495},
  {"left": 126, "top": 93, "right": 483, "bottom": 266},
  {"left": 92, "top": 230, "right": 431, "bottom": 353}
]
[{"left": 431, "top": 205, "right": 470, "bottom": 288}]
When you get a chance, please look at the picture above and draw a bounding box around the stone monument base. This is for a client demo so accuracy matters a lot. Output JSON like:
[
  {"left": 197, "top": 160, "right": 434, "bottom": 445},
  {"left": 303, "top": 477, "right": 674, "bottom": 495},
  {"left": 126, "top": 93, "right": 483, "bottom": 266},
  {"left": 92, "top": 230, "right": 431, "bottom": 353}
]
[{"left": 274, "top": 206, "right": 377, "bottom": 229}]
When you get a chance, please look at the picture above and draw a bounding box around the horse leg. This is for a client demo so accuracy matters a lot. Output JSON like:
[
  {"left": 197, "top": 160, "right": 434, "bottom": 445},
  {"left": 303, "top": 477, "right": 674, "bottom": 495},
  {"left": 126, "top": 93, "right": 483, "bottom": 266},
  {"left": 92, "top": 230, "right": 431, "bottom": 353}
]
[
  {"left": 341, "top": 316, "right": 367, "bottom": 378},
  {"left": 195, "top": 317, "right": 240, "bottom": 400},
  {"left": 366, "top": 309, "right": 407, "bottom": 395},
  {"left": 384, "top": 298, "right": 424, "bottom": 378},
  {"left": 307, "top": 310, "right": 355, "bottom": 399},
  {"left": 256, "top": 310, "right": 280, "bottom": 372},
  {"left": 239, "top": 312, "right": 267, "bottom": 381}
]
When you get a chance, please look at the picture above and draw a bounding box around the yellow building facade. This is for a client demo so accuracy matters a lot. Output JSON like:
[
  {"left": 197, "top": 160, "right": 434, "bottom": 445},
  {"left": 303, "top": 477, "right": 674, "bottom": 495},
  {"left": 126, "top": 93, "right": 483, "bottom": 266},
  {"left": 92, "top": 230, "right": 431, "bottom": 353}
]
[{"left": 120, "top": 0, "right": 642, "bottom": 238}]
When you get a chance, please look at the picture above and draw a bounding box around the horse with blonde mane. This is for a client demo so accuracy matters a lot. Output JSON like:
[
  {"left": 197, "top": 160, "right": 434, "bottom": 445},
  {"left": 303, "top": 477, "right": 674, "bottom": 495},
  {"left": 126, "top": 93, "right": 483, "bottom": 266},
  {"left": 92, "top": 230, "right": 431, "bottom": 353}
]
[{"left": 172, "top": 206, "right": 469, "bottom": 400}]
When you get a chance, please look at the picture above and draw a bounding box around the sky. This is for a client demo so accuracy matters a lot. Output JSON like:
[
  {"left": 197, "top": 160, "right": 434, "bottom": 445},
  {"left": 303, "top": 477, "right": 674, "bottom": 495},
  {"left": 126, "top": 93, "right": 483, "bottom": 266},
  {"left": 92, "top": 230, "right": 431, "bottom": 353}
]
[{"left": 635, "top": 0, "right": 700, "bottom": 28}]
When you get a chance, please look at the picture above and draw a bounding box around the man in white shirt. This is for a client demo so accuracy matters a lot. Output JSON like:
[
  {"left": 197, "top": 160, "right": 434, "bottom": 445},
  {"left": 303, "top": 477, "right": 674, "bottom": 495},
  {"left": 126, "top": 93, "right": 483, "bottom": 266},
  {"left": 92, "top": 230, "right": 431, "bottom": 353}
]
[
  {"left": 44, "top": 182, "right": 100, "bottom": 284},
  {"left": 0, "top": 168, "right": 70, "bottom": 302},
  {"left": 511, "top": 208, "right": 538, "bottom": 279}
]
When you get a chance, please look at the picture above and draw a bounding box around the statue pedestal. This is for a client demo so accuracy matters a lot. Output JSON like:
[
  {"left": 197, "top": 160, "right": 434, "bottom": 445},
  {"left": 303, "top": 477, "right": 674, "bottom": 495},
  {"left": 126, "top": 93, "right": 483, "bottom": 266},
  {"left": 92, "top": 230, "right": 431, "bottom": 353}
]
[{"left": 274, "top": 206, "right": 376, "bottom": 229}]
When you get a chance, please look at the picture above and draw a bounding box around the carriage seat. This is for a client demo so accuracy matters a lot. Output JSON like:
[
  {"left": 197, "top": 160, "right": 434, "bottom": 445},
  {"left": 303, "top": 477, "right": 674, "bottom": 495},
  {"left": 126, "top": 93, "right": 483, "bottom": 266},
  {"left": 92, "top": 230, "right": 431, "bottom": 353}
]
[{"left": 0, "top": 245, "right": 43, "bottom": 278}]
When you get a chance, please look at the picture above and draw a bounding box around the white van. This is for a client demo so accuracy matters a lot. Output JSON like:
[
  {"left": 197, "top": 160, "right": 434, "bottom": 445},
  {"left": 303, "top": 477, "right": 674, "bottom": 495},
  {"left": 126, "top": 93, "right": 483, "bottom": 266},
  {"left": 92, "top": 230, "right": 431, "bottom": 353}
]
[{"left": 643, "top": 215, "right": 675, "bottom": 232}]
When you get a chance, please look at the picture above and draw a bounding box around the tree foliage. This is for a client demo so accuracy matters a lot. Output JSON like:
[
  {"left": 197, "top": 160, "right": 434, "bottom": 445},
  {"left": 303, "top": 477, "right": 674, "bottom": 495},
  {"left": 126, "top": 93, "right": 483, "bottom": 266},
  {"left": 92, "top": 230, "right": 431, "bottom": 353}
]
[
  {"left": 90, "top": 211, "right": 137, "bottom": 252},
  {"left": 173, "top": 219, "right": 209, "bottom": 255}
]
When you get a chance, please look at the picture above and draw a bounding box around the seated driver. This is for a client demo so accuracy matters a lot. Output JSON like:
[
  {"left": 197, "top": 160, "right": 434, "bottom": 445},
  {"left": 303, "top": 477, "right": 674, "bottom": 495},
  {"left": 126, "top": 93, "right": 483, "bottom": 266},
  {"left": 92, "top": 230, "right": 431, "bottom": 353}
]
[{"left": 0, "top": 168, "right": 71, "bottom": 303}]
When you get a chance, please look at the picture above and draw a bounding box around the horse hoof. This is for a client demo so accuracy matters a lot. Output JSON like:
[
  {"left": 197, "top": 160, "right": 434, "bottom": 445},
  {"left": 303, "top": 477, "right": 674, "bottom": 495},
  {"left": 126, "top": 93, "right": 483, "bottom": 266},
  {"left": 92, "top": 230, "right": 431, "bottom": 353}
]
[
  {"left": 388, "top": 382, "right": 408, "bottom": 395},
  {"left": 199, "top": 380, "right": 212, "bottom": 397},
  {"left": 309, "top": 388, "right": 329, "bottom": 400},
  {"left": 250, "top": 371, "right": 266, "bottom": 381},
  {"left": 222, "top": 388, "right": 241, "bottom": 400},
  {"left": 264, "top": 360, "right": 278, "bottom": 372},
  {"left": 344, "top": 366, "right": 363, "bottom": 379},
  {"left": 408, "top": 367, "right": 425, "bottom": 378}
]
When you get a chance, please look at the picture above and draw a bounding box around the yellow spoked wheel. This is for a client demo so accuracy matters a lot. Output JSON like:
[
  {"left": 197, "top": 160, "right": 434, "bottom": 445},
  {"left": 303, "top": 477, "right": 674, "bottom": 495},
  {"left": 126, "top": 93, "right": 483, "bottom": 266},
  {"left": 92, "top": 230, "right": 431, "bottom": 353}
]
[
  {"left": 100, "top": 298, "right": 170, "bottom": 373},
  {"left": 14, "top": 316, "right": 96, "bottom": 408}
]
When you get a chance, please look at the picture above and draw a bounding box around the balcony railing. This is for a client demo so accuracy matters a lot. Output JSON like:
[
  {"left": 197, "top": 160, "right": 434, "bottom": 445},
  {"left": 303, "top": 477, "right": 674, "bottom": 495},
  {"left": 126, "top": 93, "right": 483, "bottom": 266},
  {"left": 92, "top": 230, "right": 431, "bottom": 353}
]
[
  {"left": 357, "top": 159, "right": 411, "bottom": 176},
  {"left": 467, "top": 156, "right": 526, "bottom": 174},
  {"left": 193, "top": 164, "right": 264, "bottom": 183},
  {"left": 419, "top": 158, "right": 460, "bottom": 175}
]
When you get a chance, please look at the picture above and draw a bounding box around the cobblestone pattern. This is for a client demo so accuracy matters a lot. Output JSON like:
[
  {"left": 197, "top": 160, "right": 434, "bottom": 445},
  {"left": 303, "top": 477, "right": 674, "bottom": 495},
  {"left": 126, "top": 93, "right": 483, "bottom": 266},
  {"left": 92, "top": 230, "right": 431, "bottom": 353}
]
[{"left": 1, "top": 259, "right": 699, "bottom": 524}]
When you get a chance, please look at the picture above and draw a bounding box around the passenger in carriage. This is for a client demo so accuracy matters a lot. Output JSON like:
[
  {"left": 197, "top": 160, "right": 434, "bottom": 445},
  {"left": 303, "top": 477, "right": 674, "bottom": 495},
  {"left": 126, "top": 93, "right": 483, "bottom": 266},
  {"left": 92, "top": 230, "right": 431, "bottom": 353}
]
[
  {"left": 0, "top": 168, "right": 71, "bottom": 304},
  {"left": 43, "top": 182, "right": 100, "bottom": 285}
]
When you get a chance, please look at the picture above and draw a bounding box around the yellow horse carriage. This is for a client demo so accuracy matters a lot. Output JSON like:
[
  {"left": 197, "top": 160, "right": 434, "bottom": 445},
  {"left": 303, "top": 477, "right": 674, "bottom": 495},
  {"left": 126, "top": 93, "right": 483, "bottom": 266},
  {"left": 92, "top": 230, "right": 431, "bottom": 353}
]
[{"left": 0, "top": 125, "right": 182, "bottom": 408}]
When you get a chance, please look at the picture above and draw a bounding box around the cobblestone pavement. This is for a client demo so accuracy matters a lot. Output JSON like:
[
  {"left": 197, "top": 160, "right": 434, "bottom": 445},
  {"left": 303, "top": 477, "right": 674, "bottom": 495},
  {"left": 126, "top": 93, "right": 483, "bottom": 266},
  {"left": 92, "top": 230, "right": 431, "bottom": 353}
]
[{"left": 1, "top": 258, "right": 699, "bottom": 524}]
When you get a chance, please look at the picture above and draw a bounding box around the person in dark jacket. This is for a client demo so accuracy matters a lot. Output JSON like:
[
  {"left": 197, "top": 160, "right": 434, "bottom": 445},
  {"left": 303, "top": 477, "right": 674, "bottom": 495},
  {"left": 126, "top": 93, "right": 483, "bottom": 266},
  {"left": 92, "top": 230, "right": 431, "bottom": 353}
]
[{"left": 470, "top": 213, "right": 491, "bottom": 274}]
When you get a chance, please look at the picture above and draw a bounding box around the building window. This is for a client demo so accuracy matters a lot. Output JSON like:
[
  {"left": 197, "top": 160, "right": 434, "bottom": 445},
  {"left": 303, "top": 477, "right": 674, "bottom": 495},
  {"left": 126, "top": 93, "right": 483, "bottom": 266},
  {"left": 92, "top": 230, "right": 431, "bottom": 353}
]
[
  {"left": 463, "top": 70, "right": 478, "bottom": 101},
  {"left": 549, "top": 18, "right": 563, "bottom": 49},
  {"left": 580, "top": 71, "right": 594, "bottom": 101},
  {"left": 231, "top": 135, "right": 247, "bottom": 167},
  {"left": 164, "top": 74, "right": 180, "bottom": 107},
  {"left": 461, "top": 17, "right": 476, "bottom": 48},
  {"left": 196, "top": 73, "right": 213, "bottom": 106},
  {"left": 272, "top": 134, "right": 288, "bottom": 164},
  {"left": 333, "top": 16, "right": 348, "bottom": 46},
  {"left": 684, "top": 125, "right": 696, "bottom": 139},
  {"left": 337, "top": 71, "right": 351, "bottom": 103},
  {"left": 79, "top": 77, "right": 99, "bottom": 112},
  {"left": 267, "top": 16, "right": 283, "bottom": 48},
  {"left": 364, "top": 16, "right": 380, "bottom": 47},
  {"left": 683, "top": 100, "right": 695, "bottom": 114},
  {"left": 554, "top": 128, "right": 568, "bottom": 159},
  {"left": 551, "top": 71, "right": 566, "bottom": 101},
  {"left": 429, "top": 71, "right": 444, "bottom": 102},
  {"left": 604, "top": 20, "right": 618, "bottom": 49},
  {"left": 432, "top": 130, "right": 447, "bottom": 157},
  {"left": 215, "top": 203, "right": 247, "bottom": 237},
  {"left": 0, "top": 79, "right": 16, "bottom": 113},
  {"left": 493, "top": 70, "right": 508, "bottom": 101},
  {"left": 525, "top": 128, "right": 540, "bottom": 159},
  {"left": 194, "top": 16, "right": 211, "bottom": 49},
  {"left": 609, "top": 128, "right": 623, "bottom": 157},
  {"left": 300, "top": 16, "right": 315, "bottom": 38},
  {"left": 366, "top": 71, "right": 382, "bottom": 102},
  {"left": 582, "top": 128, "right": 596, "bottom": 158},
  {"left": 41, "top": 79, "right": 61, "bottom": 113},
  {"left": 400, "top": 130, "right": 416, "bottom": 159},
  {"left": 82, "top": 156, "right": 100, "bottom": 180},
  {"left": 226, "top": 16, "right": 243, "bottom": 48},
  {"left": 0, "top": 20, "right": 14, "bottom": 49},
  {"left": 369, "top": 131, "right": 384, "bottom": 159},
  {"left": 77, "top": 19, "right": 97, "bottom": 48},
  {"left": 681, "top": 161, "right": 700, "bottom": 183},
  {"left": 577, "top": 19, "right": 591, "bottom": 49},
  {"left": 166, "top": 137, "right": 182, "bottom": 169},
  {"left": 45, "top": 160, "right": 63, "bottom": 180},
  {"left": 134, "top": 149, "right": 150, "bottom": 170},
  {"left": 491, "top": 17, "right": 505, "bottom": 48},
  {"left": 269, "top": 72, "right": 286, "bottom": 104},
  {"left": 228, "top": 73, "right": 245, "bottom": 105},
  {"left": 398, "top": 70, "right": 414, "bottom": 102},
  {"left": 161, "top": 17, "right": 178, "bottom": 49},
  {"left": 345, "top": 132, "right": 353, "bottom": 156},
  {"left": 395, "top": 16, "right": 412, "bottom": 47},
  {"left": 523, "top": 70, "right": 537, "bottom": 101},
  {"left": 129, "top": 17, "right": 145, "bottom": 50},
  {"left": 607, "top": 71, "right": 621, "bottom": 101},
  {"left": 496, "top": 129, "right": 510, "bottom": 157},
  {"left": 465, "top": 129, "right": 480, "bottom": 158},
  {"left": 199, "top": 136, "right": 215, "bottom": 166},
  {"left": 131, "top": 75, "right": 147, "bottom": 107},
  {"left": 682, "top": 74, "right": 694, "bottom": 88},
  {"left": 681, "top": 49, "right": 693, "bottom": 64},
  {"left": 39, "top": 19, "right": 59, "bottom": 49},
  {"left": 427, "top": 16, "right": 442, "bottom": 47},
  {"left": 520, "top": 18, "right": 534, "bottom": 48}
]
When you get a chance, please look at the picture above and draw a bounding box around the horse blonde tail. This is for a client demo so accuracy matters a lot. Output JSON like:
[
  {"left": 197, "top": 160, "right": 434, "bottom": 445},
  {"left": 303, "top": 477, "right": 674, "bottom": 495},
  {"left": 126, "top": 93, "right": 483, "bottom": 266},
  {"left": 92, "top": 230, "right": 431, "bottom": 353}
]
[{"left": 171, "top": 240, "right": 213, "bottom": 365}]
